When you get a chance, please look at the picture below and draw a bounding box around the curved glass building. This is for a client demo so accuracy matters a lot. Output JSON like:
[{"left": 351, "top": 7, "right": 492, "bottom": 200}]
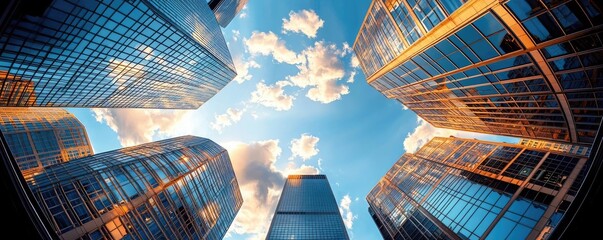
[
  {"left": 354, "top": 0, "right": 603, "bottom": 145},
  {"left": 28, "top": 135, "right": 243, "bottom": 240},
  {"left": 0, "top": 0, "right": 236, "bottom": 108},
  {"left": 368, "top": 136, "right": 591, "bottom": 239},
  {"left": 0, "top": 107, "right": 92, "bottom": 180}
]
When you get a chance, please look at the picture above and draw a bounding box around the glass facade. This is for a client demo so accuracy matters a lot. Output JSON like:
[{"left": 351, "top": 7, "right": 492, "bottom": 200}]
[
  {"left": 367, "top": 136, "right": 590, "bottom": 239},
  {"left": 0, "top": 0, "right": 236, "bottom": 109},
  {"left": 353, "top": 0, "right": 603, "bottom": 145},
  {"left": 519, "top": 138, "right": 591, "bottom": 156},
  {"left": 266, "top": 175, "right": 349, "bottom": 240},
  {"left": 208, "top": 0, "right": 249, "bottom": 27},
  {"left": 0, "top": 107, "right": 92, "bottom": 180},
  {"left": 28, "top": 135, "right": 243, "bottom": 240}
]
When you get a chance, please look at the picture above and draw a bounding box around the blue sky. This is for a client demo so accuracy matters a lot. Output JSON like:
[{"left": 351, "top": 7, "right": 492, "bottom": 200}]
[{"left": 67, "top": 1, "right": 517, "bottom": 239}]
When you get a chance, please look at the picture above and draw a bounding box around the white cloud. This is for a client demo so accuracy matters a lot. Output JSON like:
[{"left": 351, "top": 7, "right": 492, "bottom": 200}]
[
  {"left": 284, "top": 161, "right": 321, "bottom": 176},
  {"left": 289, "top": 133, "right": 320, "bottom": 161},
  {"left": 233, "top": 57, "right": 260, "bottom": 83},
  {"left": 351, "top": 54, "right": 360, "bottom": 68},
  {"left": 239, "top": 6, "right": 248, "bottom": 19},
  {"left": 339, "top": 194, "right": 357, "bottom": 230},
  {"left": 403, "top": 116, "right": 493, "bottom": 153},
  {"left": 225, "top": 140, "right": 283, "bottom": 239},
  {"left": 250, "top": 81, "right": 294, "bottom": 111},
  {"left": 211, "top": 107, "right": 245, "bottom": 132},
  {"left": 318, "top": 158, "right": 323, "bottom": 170},
  {"left": 245, "top": 33, "right": 353, "bottom": 105},
  {"left": 347, "top": 70, "right": 356, "bottom": 83},
  {"left": 341, "top": 42, "right": 353, "bottom": 57},
  {"left": 288, "top": 41, "right": 350, "bottom": 103},
  {"left": 282, "top": 9, "right": 324, "bottom": 38},
  {"left": 225, "top": 140, "right": 318, "bottom": 239},
  {"left": 347, "top": 54, "right": 360, "bottom": 83},
  {"left": 245, "top": 31, "right": 302, "bottom": 64},
  {"left": 232, "top": 30, "right": 240, "bottom": 42},
  {"left": 92, "top": 108, "right": 192, "bottom": 147}
]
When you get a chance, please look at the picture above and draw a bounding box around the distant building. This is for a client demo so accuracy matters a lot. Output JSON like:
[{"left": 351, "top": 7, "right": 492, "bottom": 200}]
[
  {"left": 267, "top": 175, "right": 350, "bottom": 240},
  {"left": 29, "top": 135, "right": 243, "bottom": 240},
  {"left": 354, "top": 0, "right": 603, "bottom": 145},
  {"left": 0, "top": 0, "right": 236, "bottom": 108},
  {"left": 0, "top": 108, "right": 92, "bottom": 180},
  {"left": 208, "top": 0, "right": 249, "bottom": 27},
  {"left": 368, "top": 136, "right": 590, "bottom": 239}
]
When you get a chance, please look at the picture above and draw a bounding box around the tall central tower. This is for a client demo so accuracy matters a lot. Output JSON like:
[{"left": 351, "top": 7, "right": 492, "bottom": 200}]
[{"left": 266, "top": 175, "right": 350, "bottom": 240}]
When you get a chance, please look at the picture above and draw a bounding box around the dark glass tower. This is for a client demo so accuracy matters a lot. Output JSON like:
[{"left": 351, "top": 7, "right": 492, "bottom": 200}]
[
  {"left": 0, "top": 0, "right": 236, "bottom": 108},
  {"left": 29, "top": 135, "right": 243, "bottom": 239},
  {"left": 367, "top": 136, "right": 590, "bottom": 239},
  {"left": 354, "top": 0, "right": 603, "bottom": 145},
  {"left": 266, "top": 175, "right": 349, "bottom": 240},
  {"left": 208, "top": 0, "right": 249, "bottom": 27},
  {"left": 0, "top": 107, "right": 92, "bottom": 180}
]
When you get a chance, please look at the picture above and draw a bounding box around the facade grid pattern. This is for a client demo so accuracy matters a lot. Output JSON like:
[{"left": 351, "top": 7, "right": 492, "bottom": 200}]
[
  {"left": 266, "top": 175, "right": 350, "bottom": 240},
  {"left": 353, "top": 0, "right": 603, "bottom": 145},
  {"left": 367, "top": 136, "right": 589, "bottom": 240},
  {"left": 0, "top": 107, "right": 92, "bottom": 180},
  {"left": 29, "top": 135, "right": 243, "bottom": 240},
  {"left": 0, "top": 0, "right": 235, "bottom": 108}
]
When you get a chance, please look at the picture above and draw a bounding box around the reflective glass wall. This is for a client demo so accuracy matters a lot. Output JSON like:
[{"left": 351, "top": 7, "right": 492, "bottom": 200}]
[
  {"left": 29, "top": 136, "right": 243, "bottom": 239},
  {"left": 367, "top": 136, "right": 590, "bottom": 239},
  {"left": 354, "top": 0, "right": 603, "bottom": 145},
  {"left": 0, "top": 107, "right": 92, "bottom": 180},
  {"left": 266, "top": 175, "right": 349, "bottom": 240},
  {"left": 0, "top": 0, "right": 236, "bottom": 108},
  {"left": 208, "top": 0, "right": 249, "bottom": 27}
]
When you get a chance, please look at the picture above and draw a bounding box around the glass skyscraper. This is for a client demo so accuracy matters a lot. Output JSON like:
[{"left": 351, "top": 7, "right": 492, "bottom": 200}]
[
  {"left": 367, "top": 136, "right": 590, "bottom": 239},
  {"left": 0, "top": 0, "right": 236, "bottom": 109},
  {"left": 354, "top": 0, "right": 603, "bottom": 145},
  {"left": 266, "top": 175, "right": 349, "bottom": 240},
  {"left": 208, "top": 0, "right": 249, "bottom": 27},
  {"left": 0, "top": 107, "right": 92, "bottom": 180},
  {"left": 28, "top": 135, "right": 243, "bottom": 240}
]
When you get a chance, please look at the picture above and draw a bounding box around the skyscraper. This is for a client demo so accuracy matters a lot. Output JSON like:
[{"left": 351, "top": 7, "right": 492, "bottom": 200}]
[
  {"left": 353, "top": 0, "right": 603, "bottom": 145},
  {"left": 208, "top": 0, "right": 249, "bottom": 27},
  {"left": 266, "top": 175, "right": 349, "bottom": 240},
  {"left": 0, "top": 0, "right": 236, "bottom": 108},
  {"left": 367, "top": 136, "right": 590, "bottom": 239},
  {"left": 0, "top": 108, "right": 92, "bottom": 180},
  {"left": 28, "top": 135, "right": 243, "bottom": 240}
]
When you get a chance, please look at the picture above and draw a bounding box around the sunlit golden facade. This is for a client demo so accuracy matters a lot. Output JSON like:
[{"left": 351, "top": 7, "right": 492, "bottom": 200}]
[
  {"left": 368, "top": 136, "right": 590, "bottom": 239},
  {"left": 354, "top": 0, "right": 603, "bottom": 145},
  {"left": 29, "top": 136, "right": 243, "bottom": 240},
  {"left": 0, "top": 71, "right": 37, "bottom": 106},
  {"left": 0, "top": 108, "right": 92, "bottom": 180},
  {"left": 519, "top": 138, "right": 591, "bottom": 156}
]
